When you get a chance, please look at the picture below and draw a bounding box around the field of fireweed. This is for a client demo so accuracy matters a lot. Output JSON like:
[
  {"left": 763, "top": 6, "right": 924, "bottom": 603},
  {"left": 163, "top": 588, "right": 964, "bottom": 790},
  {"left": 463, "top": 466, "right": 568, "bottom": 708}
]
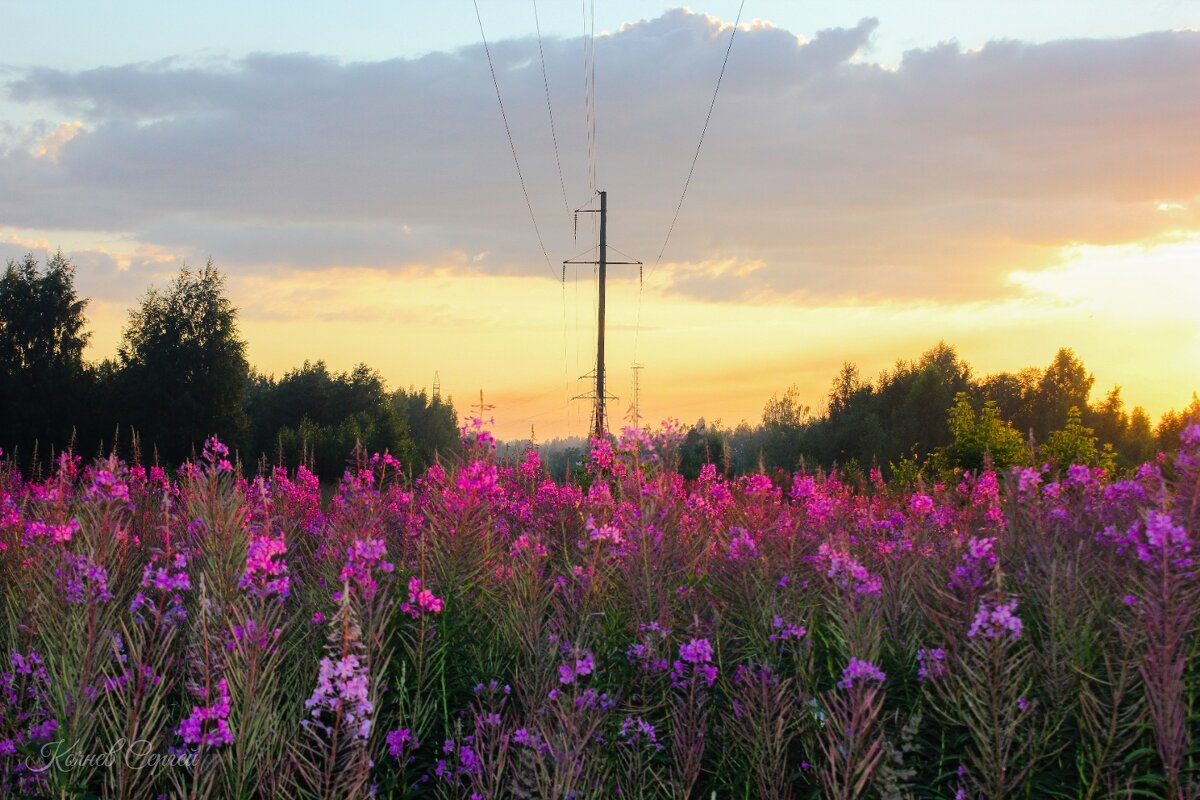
[{"left": 0, "top": 422, "right": 1197, "bottom": 800}]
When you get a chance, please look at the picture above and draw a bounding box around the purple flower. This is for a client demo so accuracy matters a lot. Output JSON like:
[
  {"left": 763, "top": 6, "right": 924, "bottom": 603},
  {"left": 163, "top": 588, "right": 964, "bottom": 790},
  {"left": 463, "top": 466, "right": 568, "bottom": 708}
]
[
  {"left": 968, "top": 597, "right": 1023, "bottom": 641},
  {"left": 55, "top": 552, "right": 113, "bottom": 605},
  {"left": 916, "top": 647, "right": 947, "bottom": 683},
  {"left": 178, "top": 679, "right": 233, "bottom": 748},
  {"left": 727, "top": 527, "right": 759, "bottom": 560},
  {"left": 678, "top": 638, "right": 714, "bottom": 664},
  {"left": 769, "top": 615, "right": 808, "bottom": 643},
  {"left": 837, "top": 657, "right": 886, "bottom": 689},
  {"left": 1136, "top": 510, "right": 1190, "bottom": 564},
  {"left": 950, "top": 536, "right": 997, "bottom": 592},
  {"left": 305, "top": 652, "right": 373, "bottom": 740},
  {"left": 386, "top": 727, "right": 418, "bottom": 758},
  {"left": 817, "top": 543, "right": 882, "bottom": 596},
  {"left": 339, "top": 538, "right": 394, "bottom": 601},
  {"left": 240, "top": 533, "right": 290, "bottom": 601},
  {"left": 618, "top": 716, "right": 663, "bottom": 750},
  {"left": 909, "top": 493, "right": 935, "bottom": 515},
  {"left": 512, "top": 728, "right": 541, "bottom": 749},
  {"left": 671, "top": 641, "right": 718, "bottom": 688}
]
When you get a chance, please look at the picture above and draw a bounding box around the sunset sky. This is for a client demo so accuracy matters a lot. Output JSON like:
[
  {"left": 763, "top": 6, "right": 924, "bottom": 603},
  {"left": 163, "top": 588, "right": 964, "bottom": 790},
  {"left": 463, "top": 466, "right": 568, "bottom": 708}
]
[{"left": 2, "top": 2, "right": 1198, "bottom": 440}]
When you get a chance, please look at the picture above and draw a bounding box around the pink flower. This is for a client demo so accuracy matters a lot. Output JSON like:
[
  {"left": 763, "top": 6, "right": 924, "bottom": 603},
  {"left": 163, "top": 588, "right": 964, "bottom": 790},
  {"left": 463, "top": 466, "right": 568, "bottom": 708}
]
[{"left": 401, "top": 577, "right": 444, "bottom": 618}]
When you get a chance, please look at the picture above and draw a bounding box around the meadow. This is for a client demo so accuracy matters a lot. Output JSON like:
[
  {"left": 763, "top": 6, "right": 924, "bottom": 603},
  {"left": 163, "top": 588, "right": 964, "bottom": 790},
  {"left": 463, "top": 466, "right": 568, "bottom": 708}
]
[{"left": 1, "top": 420, "right": 1197, "bottom": 799}]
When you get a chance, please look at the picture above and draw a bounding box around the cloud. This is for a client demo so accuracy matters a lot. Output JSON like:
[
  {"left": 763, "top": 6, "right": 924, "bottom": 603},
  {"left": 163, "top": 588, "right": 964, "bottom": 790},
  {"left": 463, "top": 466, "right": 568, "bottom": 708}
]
[{"left": 2, "top": 9, "right": 1198, "bottom": 303}]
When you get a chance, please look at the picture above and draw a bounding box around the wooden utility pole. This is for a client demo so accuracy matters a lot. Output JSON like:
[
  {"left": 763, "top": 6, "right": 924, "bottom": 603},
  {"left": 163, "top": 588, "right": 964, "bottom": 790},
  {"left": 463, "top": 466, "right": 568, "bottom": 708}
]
[{"left": 564, "top": 190, "right": 641, "bottom": 439}]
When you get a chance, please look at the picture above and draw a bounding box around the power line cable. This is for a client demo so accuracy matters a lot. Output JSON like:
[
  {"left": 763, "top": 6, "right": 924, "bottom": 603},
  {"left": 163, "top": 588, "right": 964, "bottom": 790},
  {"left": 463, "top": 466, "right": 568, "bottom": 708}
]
[
  {"left": 637, "top": 1, "right": 746, "bottom": 364},
  {"left": 647, "top": 0, "right": 745, "bottom": 280},
  {"left": 472, "top": 0, "right": 557, "bottom": 281},
  {"left": 589, "top": 0, "right": 597, "bottom": 192},
  {"left": 533, "top": 0, "right": 572, "bottom": 221}
]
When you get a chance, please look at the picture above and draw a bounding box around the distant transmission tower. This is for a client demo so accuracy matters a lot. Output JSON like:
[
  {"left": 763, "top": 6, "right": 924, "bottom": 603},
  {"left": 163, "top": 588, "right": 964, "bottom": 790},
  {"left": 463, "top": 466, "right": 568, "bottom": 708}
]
[
  {"left": 564, "top": 190, "right": 642, "bottom": 438},
  {"left": 433, "top": 371, "right": 441, "bottom": 402},
  {"left": 628, "top": 363, "right": 644, "bottom": 426},
  {"left": 473, "top": 389, "right": 495, "bottom": 421}
]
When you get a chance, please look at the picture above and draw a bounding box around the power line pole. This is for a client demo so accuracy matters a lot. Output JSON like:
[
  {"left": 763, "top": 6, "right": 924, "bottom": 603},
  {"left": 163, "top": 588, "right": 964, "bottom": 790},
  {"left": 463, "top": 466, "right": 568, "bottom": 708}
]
[
  {"left": 564, "top": 190, "right": 641, "bottom": 439},
  {"left": 473, "top": 389, "right": 495, "bottom": 421}
]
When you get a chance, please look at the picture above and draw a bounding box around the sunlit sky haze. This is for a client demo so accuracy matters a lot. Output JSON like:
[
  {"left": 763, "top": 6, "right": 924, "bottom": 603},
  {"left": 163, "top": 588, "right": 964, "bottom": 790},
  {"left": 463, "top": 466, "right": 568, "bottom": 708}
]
[{"left": 2, "top": 2, "right": 1198, "bottom": 439}]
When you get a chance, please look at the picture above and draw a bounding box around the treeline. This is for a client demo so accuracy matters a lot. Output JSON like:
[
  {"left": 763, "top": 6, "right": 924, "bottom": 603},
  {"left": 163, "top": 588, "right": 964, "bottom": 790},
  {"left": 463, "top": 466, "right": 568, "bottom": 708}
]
[
  {"left": 0, "top": 253, "right": 458, "bottom": 478},
  {"left": 677, "top": 342, "right": 1199, "bottom": 479}
]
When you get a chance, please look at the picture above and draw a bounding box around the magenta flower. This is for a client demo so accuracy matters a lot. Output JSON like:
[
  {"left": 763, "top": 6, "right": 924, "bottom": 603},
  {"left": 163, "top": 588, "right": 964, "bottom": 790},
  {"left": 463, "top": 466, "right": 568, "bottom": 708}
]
[
  {"left": 178, "top": 679, "right": 233, "bottom": 748},
  {"left": 909, "top": 493, "right": 935, "bottom": 515},
  {"left": 401, "top": 576, "right": 444, "bottom": 618},
  {"left": 241, "top": 533, "right": 290, "bottom": 601},
  {"left": 837, "top": 657, "right": 887, "bottom": 689},
  {"left": 386, "top": 727, "right": 419, "bottom": 758}
]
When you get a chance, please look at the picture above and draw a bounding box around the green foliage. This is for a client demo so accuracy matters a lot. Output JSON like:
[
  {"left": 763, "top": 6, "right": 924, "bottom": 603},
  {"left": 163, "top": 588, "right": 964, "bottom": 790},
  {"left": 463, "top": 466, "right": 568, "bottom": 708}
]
[
  {"left": 1042, "top": 406, "right": 1114, "bottom": 471},
  {"left": 277, "top": 410, "right": 413, "bottom": 481},
  {"left": 244, "top": 361, "right": 458, "bottom": 480},
  {"left": 796, "top": 343, "right": 975, "bottom": 475},
  {"left": 391, "top": 388, "right": 460, "bottom": 473},
  {"left": 1155, "top": 393, "right": 1200, "bottom": 453},
  {"left": 938, "top": 392, "right": 1027, "bottom": 473},
  {"left": 679, "top": 420, "right": 729, "bottom": 480},
  {"left": 115, "top": 262, "right": 249, "bottom": 464}
]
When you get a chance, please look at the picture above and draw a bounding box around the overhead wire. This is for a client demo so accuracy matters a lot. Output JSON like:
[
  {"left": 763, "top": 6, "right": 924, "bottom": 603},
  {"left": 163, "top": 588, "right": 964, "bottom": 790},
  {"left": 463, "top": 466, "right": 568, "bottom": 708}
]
[
  {"left": 636, "top": 0, "right": 746, "bottom": 365},
  {"left": 533, "top": 0, "right": 575, "bottom": 434},
  {"left": 589, "top": 0, "right": 597, "bottom": 193},
  {"left": 472, "top": 0, "right": 558, "bottom": 281},
  {"left": 572, "top": 0, "right": 600, "bottom": 435},
  {"left": 647, "top": 0, "right": 745, "bottom": 280},
  {"left": 533, "top": 0, "right": 572, "bottom": 221}
]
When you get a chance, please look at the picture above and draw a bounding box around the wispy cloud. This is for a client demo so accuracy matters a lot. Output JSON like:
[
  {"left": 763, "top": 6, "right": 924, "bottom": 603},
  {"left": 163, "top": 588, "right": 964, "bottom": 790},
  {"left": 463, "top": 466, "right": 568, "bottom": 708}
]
[{"left": 2, "top": 9, "right": 1197, "bottom": 304}]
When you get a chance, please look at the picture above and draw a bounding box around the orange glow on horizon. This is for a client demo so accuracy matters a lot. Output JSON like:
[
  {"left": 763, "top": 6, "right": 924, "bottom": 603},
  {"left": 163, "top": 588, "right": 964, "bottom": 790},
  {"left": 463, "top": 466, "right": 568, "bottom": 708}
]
[{"left": 73, "top": 234, "right": 1200, "bottom": 442}]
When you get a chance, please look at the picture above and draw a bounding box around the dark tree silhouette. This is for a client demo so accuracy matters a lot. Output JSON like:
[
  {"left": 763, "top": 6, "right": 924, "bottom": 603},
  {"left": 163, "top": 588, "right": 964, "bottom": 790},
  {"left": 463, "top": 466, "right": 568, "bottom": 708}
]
[
  {"left": 116, "top": 262, "right": 249, "bottom": 464},
  {"left": 0, "top": 252, "right": 92, "bottom": 460}
]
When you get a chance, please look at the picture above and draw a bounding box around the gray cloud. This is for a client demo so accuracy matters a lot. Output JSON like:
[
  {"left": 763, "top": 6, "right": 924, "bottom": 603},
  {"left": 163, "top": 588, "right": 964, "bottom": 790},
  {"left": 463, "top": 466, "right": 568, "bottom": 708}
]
[{"left": 2, "top": 9, "right": 1198, "bottom": 303}]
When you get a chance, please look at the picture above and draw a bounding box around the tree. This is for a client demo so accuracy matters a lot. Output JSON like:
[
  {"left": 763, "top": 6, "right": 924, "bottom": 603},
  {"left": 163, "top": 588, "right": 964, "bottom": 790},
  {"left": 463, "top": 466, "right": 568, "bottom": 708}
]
[
  {"left": 116, "top": 262, "right": 249, "bottom": 465},
  {"left": 1043, "top": 406, "right": 1114, "bottom": 472},
  {"left": 875, "top": 342, "right": 973, "bottom": 462},
  {"left": 1032, "top": 348, "right": 1093, "bottom": 441},
  {"left": 679, "top": 418, "right": 729, "bottom": 480},
  {"left": 979, "top": 367, "right": 1041, "bottom": 439},
  {"left": 938, "top": 392, "right": 1027, "bottom": 473},
  {"left": 392, "top": 388, "right": 460, "bottom": 473},
  {"left": 0, "top": 252, "right": 92, "bottom": 457},
  {"left": 759, "top": 385, "right": 810, "bottom": 470},
  {"left": 1156, "top": 394, "right": 1200, "bottom": 452}
]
